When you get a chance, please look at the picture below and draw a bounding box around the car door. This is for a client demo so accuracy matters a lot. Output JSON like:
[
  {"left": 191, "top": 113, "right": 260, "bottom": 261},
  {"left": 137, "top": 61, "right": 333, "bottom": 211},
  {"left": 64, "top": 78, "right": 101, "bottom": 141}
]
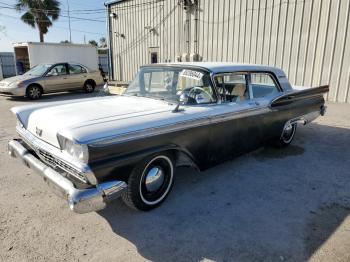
[
  {"left": 43, "top": 63, "right": 70, "bottom": 92},
  {"left": 249, "top": 72, "right": 285, "bottom": 141},
  {"left": 67, "top": 64, "right": 88, "bottom": 89},
  {"left": 207, "top": 72, "right": 267, "bottom": 164}
]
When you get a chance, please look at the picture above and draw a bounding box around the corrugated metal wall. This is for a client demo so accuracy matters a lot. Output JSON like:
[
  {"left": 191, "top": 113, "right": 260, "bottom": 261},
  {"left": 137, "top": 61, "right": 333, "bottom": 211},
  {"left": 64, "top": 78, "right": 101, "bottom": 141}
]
[{"left": 108, "top": 0, "right": 350, "bottom": 102}]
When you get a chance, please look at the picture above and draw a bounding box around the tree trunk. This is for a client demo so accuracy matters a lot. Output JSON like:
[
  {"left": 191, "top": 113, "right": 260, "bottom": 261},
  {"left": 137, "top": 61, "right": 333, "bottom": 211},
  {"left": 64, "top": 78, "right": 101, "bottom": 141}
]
[{"left": 39, "top": 30, "right": 44, "bottom": 42}]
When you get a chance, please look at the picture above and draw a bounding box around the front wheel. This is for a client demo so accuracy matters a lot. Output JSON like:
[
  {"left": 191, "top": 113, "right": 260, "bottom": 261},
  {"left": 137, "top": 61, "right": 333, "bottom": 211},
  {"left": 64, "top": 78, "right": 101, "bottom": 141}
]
[
  {"left": 26, "top": 85, "right": 42, "bottom": 100},
  {"left": 122, "top": 153, "right": 175, "bottom": 211}
]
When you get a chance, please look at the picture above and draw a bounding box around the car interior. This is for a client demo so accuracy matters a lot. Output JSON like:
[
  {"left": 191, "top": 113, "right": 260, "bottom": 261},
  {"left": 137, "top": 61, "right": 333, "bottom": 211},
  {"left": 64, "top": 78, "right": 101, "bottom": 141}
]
[
  {"left": 215, "top": 75, "right": 249, "bottom": 103},
  {"left": 48, "top": 65, "right": 67, "bottom": 76},
  {"left": 216, "top": 73, "right": 279, "bottom": 102}
]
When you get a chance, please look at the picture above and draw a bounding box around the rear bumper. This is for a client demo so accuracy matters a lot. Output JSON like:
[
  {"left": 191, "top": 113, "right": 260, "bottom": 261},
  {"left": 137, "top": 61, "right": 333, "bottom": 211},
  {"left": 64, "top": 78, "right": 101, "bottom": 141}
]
[{"left": 8, "top": 139, "right": 127, "bottom": 214}]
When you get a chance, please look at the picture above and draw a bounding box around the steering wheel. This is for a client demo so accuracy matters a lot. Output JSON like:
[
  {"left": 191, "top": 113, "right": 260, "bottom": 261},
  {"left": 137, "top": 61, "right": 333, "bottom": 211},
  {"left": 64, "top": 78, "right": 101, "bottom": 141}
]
[{"left": 188, "top": 86, "right": 213, "bottom": 104}]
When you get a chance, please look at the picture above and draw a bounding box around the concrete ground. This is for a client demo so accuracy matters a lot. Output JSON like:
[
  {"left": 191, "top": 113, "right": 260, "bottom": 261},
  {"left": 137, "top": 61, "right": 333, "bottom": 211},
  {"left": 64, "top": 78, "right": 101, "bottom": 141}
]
[{"left": 0, "top": 91, "right": 349, "bottom": 262}]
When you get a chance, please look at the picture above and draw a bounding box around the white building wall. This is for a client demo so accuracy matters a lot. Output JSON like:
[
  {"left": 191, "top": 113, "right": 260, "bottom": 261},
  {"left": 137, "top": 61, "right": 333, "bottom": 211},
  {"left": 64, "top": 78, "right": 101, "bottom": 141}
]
[{"left": 107, "top": 0, "right": 350, "bottom": 103}]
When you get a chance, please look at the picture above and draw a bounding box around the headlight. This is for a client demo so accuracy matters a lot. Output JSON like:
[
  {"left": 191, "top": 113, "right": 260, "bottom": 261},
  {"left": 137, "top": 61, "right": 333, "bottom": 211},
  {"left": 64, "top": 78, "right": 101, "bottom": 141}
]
[
  {"left": 59, "top": 136, "right": 89, "bottom": 163},
  {"left": 9, "top": 81, "right": 23, "bottom": 88}
]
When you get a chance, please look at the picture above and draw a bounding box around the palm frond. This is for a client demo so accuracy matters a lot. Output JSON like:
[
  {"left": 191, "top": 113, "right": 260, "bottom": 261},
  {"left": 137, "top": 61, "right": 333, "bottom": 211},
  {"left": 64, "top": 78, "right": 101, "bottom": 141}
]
[
  {"left": 15, "top": 0, "right": 61, "bottom": 40},
  {"left": 42, "top": 0, "right": 61, "bottom": 20},
  {"left": 20, "top": 12, "right": 35, "bottom": 27}
]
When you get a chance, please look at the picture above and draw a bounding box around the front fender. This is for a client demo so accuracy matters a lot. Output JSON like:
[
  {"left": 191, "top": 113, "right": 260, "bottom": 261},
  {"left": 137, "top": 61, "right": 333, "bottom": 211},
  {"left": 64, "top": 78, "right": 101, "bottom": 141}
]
[{"left": 88, "top": 144, "right": 199, "bottom": 183}]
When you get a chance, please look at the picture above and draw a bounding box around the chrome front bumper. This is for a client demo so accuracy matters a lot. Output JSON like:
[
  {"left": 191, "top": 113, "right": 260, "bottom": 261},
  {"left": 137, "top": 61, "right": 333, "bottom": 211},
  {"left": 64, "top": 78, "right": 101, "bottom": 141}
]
[{"left": 8, "top": 139, "right": 127, "bottom": 214}]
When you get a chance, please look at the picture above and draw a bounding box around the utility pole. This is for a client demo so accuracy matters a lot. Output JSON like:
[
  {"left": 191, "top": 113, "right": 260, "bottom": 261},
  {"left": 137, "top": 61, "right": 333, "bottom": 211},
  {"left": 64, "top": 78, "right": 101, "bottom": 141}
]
[{"left": 67, "top": 0, "right": 72, "bottom": 42}]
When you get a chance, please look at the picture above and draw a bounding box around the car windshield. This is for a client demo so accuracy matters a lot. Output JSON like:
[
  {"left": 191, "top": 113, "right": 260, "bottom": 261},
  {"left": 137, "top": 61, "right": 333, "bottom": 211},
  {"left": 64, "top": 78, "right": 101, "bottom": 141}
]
[
  {"left": 25, "top": 64, "right": 52, "bottom": 76},
  {"left": 124, "top": 66, "right": 216, "bottom": 103}
]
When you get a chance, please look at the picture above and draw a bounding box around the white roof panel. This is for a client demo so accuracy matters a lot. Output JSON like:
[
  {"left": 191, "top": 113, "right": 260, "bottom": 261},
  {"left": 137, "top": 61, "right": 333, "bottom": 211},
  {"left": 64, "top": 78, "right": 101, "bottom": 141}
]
[{"left": 153, "top": 62, "right": 286, "bottom": 76}]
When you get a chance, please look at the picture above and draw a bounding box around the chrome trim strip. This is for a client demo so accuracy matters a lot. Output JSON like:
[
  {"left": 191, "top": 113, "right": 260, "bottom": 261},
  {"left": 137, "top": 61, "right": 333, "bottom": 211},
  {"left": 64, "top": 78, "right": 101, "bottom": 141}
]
[
  {"left": 281, "top": 110, "right": 322, "bottom": 140},
  {"left": 90, "top": 106, "right": 270, "bottom": 147},
  {"left": 16, "top": 126, "right": 97, "bottom": 185},
  {"left": 8, "top": 139, "right": 127, "bottom": 214}
]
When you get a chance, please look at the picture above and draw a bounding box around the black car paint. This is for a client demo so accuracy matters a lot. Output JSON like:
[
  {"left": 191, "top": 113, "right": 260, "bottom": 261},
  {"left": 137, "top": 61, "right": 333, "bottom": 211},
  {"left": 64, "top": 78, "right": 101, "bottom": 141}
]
[{"left": 84, "top": 65, "right": 328, "bottom": 185}]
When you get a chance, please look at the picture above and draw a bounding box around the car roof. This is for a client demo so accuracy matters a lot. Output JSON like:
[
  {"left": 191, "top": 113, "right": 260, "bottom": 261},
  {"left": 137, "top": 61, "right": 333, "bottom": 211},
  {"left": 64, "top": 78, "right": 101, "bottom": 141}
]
[{"left": 145, "top": 62, "right": 286, "bottom": 76}]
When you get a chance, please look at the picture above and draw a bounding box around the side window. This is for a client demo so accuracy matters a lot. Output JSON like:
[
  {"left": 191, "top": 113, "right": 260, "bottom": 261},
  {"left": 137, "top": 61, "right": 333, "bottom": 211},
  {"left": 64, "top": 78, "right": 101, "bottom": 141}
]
[
  {"left": 176, "top": 71, "right": 216, "bottom": 104},
  {"left": 251, "top": 73, "right": 280, "bottom": 98},
  {"left": 69, "top": 65, "right": 86, "bottom": 74},
  {"left": 214, "top": 74, "right": 249, "bottom": 103},
  {"left": 47, "top": 64, "right": 67, "bottom": 76}
]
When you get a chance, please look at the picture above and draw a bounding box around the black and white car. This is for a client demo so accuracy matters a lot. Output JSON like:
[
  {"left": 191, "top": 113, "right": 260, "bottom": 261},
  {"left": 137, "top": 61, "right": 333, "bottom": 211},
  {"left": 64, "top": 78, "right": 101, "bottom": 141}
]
[{"left": 8, "top": 62, "right": 328, "bottom": 213}]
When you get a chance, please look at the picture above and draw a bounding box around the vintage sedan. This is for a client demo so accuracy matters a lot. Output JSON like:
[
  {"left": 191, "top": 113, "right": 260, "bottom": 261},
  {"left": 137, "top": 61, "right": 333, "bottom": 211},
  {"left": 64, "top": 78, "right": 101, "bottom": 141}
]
[
  {"left": 0, "top": 63, "right": 104, "bottom": 99},
  {"left": 8, "top": 62, "right": 328, "bottom": 213}
]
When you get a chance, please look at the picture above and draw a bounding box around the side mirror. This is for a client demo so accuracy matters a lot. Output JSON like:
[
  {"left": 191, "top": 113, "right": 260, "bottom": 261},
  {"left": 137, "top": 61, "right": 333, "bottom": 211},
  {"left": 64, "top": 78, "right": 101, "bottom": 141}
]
[
  {"left": 177, "top": 90, "right": 189, "bottom": 105},
  {"left": 173, "top": 90, "right": 188, "bottom": 113},
  {"left": 46, "top": 72, "right": 57, "bottom": 77}
]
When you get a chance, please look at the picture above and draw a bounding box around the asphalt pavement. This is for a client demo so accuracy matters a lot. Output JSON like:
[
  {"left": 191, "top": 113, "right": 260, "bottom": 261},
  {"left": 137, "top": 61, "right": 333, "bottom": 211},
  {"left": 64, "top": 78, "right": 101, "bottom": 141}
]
[{"left": 0, "top": 92, "right": 349, "bottom": 262}]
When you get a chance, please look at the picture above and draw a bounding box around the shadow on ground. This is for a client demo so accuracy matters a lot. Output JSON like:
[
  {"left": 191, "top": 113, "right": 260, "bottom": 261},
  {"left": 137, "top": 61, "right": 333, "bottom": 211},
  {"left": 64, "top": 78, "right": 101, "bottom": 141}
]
[{"left": 98, "top": 123, "right": 350, "bottom": 261}]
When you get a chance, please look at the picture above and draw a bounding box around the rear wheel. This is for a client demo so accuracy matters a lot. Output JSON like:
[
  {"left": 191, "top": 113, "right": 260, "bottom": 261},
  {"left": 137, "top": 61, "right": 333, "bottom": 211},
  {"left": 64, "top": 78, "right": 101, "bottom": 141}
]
[
  {"left": 26, "top": 85, "right": 42, "bottom": 100},
  {"left": 276, "top": 123, "right": 297, "bottom": 147},
  {"left": 83, "top": 80, "right": 95, "bottom": 93},
  {"left": 122, "top": 153, "right": 175, "bottom": 211}
]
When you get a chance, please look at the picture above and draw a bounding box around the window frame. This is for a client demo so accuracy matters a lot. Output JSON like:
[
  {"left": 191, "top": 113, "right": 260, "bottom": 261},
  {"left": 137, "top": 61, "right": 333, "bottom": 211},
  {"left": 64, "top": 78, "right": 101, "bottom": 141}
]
[
  {"left": 212, "top": 71, "right": 282, "bottom": 103},
  {"left": 212, "top": 72, "right": 252, "bottom": 103},
  {"left": 249, "top": 71, "right": 282, "bottom": 99},
  {"left": 45, "top": 63, "right": 68, "bottom": 77},
  {"left": 68, "top": 64, "right": 88, "bottom": 75}
]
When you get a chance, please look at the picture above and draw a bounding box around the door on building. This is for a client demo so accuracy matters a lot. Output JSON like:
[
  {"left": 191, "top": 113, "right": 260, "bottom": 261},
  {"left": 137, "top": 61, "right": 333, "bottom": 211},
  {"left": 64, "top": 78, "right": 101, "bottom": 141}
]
[{"left": 148, "top": 47, "right": 160, "bottom": 64}]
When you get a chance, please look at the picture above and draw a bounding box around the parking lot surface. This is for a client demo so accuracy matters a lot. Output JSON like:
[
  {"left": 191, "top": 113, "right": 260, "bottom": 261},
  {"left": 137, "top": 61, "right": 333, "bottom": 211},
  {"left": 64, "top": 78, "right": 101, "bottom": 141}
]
[{"left": 0, "top": 92, "right": 349, "bottom": 262}]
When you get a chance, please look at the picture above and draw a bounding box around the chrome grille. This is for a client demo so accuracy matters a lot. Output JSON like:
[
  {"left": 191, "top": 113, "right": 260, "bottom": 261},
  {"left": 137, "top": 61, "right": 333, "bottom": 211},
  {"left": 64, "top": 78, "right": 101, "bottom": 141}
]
[{"left": 37, "top": 149, "right": 87, "bottom": 183}]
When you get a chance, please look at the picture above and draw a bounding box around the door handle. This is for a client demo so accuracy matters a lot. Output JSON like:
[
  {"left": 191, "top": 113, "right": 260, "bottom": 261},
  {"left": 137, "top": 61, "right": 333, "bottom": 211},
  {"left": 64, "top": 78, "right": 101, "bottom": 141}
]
[{"left": 249, "top": 101, "right": 260, "bottom": 106}]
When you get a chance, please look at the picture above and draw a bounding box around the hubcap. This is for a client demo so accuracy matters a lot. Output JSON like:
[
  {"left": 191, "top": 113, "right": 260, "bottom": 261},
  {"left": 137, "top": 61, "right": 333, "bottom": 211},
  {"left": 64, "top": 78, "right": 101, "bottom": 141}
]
[
  {"left": 30, "top": 87, "right": 40, "bottom": 98},
  {"left": 86, "top": 84, "right": 93, "bottom": 91},
  {"left": 145, "top": 166, "right": 165, "bottom": 192},
  {"left": 139, "top": 155, "right": 174, "bottom": 205},
  {"left": 282, "top": 123, "right": 295, "bottom": 143}
]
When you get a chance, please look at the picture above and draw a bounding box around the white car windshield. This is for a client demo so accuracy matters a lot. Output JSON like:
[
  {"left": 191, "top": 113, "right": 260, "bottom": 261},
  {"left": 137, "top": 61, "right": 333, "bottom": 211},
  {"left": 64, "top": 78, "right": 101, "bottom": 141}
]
[
  {"left": 25, "top": 64, "right": 52, "bottom": 76},
  {"left": 124, "top": 66, "right": 216, "bottom": 104}
]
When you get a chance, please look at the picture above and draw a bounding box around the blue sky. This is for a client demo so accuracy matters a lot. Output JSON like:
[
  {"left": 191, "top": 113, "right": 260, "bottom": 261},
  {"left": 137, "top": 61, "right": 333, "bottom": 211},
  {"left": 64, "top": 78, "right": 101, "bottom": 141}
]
[{"left": 0, "top": 0, "right": 107, "bottom": 51}]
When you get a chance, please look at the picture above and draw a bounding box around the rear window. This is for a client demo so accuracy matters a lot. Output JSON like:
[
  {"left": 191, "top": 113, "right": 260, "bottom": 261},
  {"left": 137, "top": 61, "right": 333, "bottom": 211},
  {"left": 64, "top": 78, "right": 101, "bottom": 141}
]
[{"left": 251, "top": 73, "right": 280, "bottom": 98}]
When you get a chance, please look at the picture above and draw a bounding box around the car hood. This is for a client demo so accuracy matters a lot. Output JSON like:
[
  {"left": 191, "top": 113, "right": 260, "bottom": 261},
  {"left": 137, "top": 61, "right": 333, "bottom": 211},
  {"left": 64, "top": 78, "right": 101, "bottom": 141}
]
[
  {"left": 11, "top": 95, "right": 213, "bottom": 148},
  {"left": 0, "top": 74, "right": 35, "bottom": 85}
]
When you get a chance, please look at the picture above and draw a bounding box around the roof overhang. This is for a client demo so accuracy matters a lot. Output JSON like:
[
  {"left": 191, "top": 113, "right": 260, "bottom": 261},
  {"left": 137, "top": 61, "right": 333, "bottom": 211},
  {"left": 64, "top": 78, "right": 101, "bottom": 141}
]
[{"left": 104, "top": 0, "right": 127, "bottom": 6}]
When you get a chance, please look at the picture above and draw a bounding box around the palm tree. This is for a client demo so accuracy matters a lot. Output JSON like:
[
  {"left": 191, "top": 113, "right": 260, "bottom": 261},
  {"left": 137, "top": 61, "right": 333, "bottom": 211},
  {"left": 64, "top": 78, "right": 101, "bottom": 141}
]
[
  {"left": 16, "top": 0, "right": 61, "bottom": 42},
  {"left": 88, "top": 40, "right": 98, "bottom": 47}
]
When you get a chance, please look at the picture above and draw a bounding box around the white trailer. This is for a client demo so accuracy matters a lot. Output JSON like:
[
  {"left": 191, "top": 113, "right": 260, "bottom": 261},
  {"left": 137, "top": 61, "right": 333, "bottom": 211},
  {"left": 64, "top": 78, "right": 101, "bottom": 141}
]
[{"left": 13, "top": 42, "right": 99, "bottom": 74}]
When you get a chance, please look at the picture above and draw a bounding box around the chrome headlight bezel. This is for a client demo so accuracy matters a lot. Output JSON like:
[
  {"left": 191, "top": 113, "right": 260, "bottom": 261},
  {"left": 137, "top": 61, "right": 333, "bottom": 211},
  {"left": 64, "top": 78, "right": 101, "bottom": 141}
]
[{"left": 57, "top": 135, "right": 89, "bottom": 163}]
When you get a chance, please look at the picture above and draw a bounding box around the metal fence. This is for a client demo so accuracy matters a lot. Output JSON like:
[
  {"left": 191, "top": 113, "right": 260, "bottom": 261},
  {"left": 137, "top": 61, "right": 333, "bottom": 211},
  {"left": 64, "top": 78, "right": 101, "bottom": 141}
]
[
  {"left": 107, "top": 0, "right": 350, "bottom": 102},
  {"left": 0, "top": 52, "right": 16, "bottom": 78}
]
